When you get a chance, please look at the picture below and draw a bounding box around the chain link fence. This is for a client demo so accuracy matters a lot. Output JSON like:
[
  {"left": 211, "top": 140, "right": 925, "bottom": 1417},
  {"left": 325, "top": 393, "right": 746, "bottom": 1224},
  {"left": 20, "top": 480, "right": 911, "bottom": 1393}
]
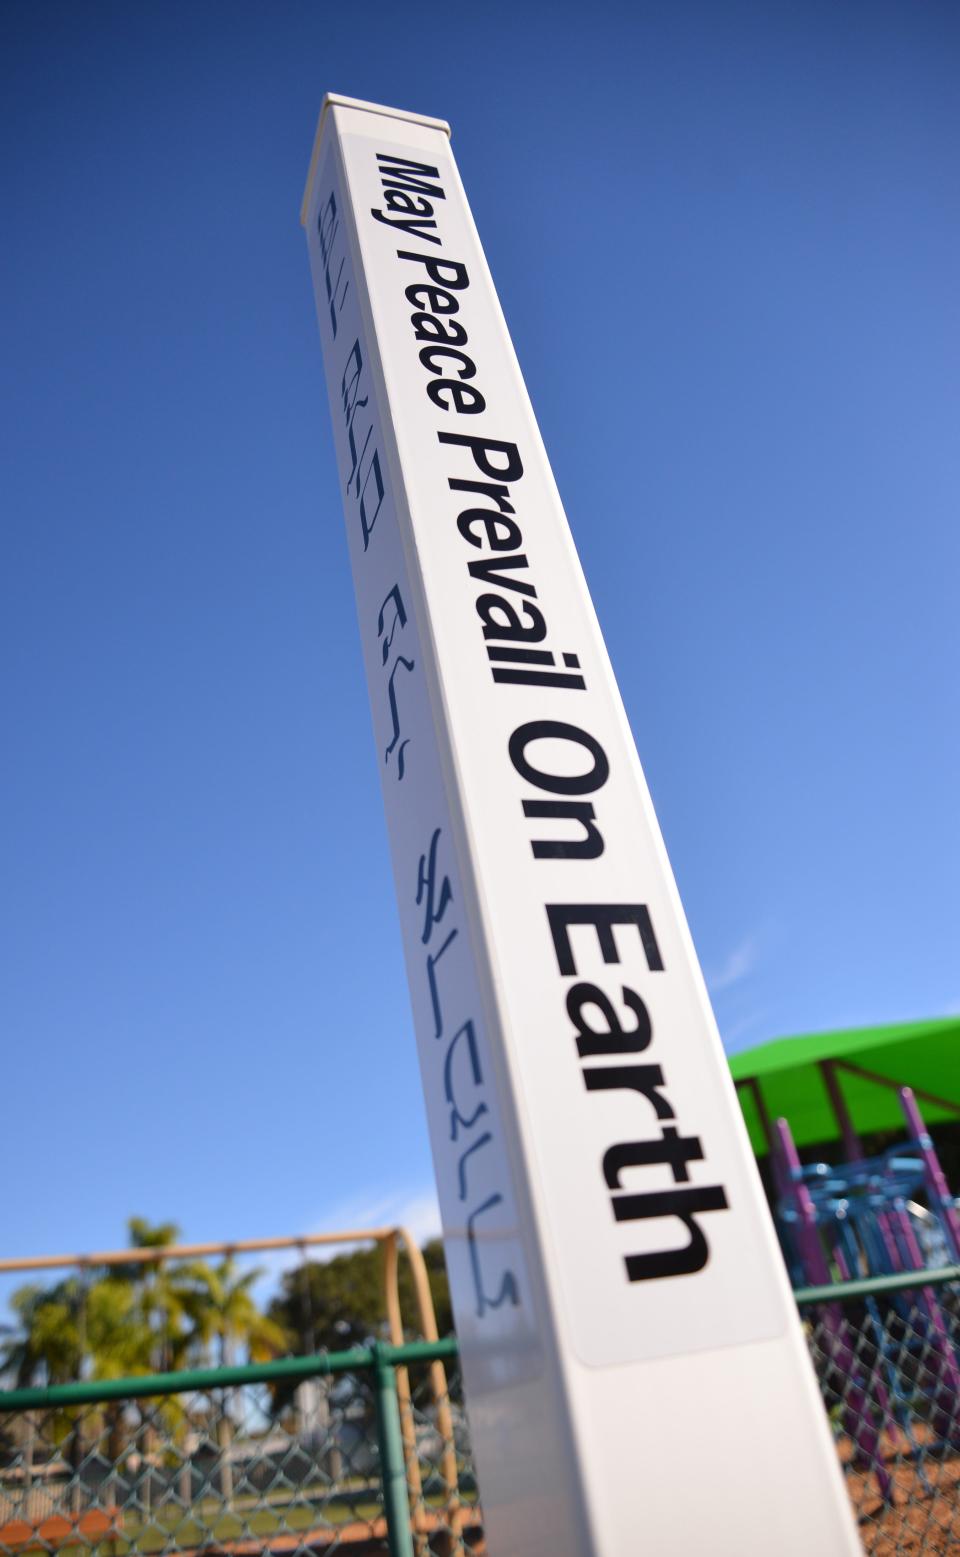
[
  {"left": 2, "top": 1274, "right": 960, "bottom": 1556},
  {"left": 0, "top": 1343, "right": 480, "bottom": 1557},
  {"left": 799, "top": 1267, "right": 960, "bottom": 1554}
]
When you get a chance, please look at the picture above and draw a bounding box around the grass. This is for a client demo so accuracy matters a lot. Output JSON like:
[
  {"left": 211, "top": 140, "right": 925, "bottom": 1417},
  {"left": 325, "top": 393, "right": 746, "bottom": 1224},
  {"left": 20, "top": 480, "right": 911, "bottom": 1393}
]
[{"left": 8, "top": 1479, "right": 480, "bottom": 1556}]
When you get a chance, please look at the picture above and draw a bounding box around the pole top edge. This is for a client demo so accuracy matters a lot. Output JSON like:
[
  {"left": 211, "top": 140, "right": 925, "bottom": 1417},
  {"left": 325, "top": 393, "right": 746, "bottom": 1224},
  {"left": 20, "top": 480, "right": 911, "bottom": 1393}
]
[{"left": 301, "top": 94, "right": 452, "bottom": 228}]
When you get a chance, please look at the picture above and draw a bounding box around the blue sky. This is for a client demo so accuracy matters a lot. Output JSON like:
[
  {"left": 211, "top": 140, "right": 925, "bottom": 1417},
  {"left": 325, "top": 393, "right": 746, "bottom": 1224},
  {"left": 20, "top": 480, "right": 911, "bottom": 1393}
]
[{"left": 2, "top": 0, "right": 958, "bottom": 1273}]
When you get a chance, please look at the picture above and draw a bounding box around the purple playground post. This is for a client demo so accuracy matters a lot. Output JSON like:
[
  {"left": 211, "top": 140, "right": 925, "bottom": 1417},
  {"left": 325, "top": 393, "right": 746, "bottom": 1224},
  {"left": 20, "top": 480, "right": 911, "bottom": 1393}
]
[
  {"left": 899, "top": 1086, "right": 960, "bottom": 1262},
  {"left": 777, "top": 1117, "right": 893, "bottom": 1501},
  {"left": 776, "top": 1118, "right": 831, "bottom": 1287},
  {"left": 895, "top": 1089, "right": 960, "bottom": 1439}
]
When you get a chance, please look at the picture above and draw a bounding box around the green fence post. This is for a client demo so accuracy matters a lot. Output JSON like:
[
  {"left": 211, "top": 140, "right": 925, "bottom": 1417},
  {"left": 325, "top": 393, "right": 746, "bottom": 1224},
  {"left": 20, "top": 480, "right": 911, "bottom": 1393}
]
[{"left": 371, "top": 1341, "right": 415, "bottom": 1557}]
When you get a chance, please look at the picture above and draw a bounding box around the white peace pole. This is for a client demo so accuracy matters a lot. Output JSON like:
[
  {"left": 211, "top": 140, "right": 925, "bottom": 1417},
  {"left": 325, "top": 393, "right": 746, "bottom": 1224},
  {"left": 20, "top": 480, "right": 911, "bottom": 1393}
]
[{"left": 301, "top": 95, "right": 861, "bottom": 1556}]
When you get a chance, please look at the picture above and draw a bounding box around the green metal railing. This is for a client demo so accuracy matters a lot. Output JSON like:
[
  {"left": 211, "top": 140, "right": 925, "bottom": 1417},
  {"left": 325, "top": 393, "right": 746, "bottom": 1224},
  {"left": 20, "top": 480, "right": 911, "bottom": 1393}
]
[
  {"left": 0, "top": 1337, "right": 470, "bottom": 1557},
  {"left": 795, "top": 1262, "right": 960, "bottom": 1309},
  {"left": 0, "top": 1337, "right": 459, "bottom": 1415},
  {"left": 2, "top": 1274, "right": 960, "bottom": 1556}
]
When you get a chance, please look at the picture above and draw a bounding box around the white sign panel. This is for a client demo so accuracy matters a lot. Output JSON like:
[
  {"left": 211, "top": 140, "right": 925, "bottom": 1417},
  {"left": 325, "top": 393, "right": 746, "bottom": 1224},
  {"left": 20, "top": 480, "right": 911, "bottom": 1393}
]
[{"left": 303, "top": 95, "right": 861, "bottom": 1556}]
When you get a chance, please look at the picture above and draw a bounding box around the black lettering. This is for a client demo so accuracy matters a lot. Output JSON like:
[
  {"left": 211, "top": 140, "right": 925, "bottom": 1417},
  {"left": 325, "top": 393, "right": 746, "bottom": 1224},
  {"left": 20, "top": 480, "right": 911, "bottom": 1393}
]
[
  {"left": 603, "top": 1129, "right": 705, "bottom": 1189},
  {"left": 449, "top": 478, "right": 515, "bottom": 515},
  {"left": 566, "top": 983, "right": 649, "bottom": 1055},
  {"left": 546, "top": 903, "right": 664, "bottom": 977},
  {"left": 371, "top": 209, "right": 440, "bottom": 244},
  {"left": 583, "top": 1064, "right": 673, "bottom": 1120},
  {"left": 405, "top": 284, "right": 460, "bottom": 315},
  {"left": 376, "top": 154, "right": 445, "bottom": 199},
  {"left": 412, "top": 312, "right": 467, "bottom": 345},
  {"left": 509, "top": 721, "right": 609, "bottom": 796},
  {"left": 523, "top": 801, "right": 604, "bottom": 860},
  {"left": 457, "top": 509, "right": 522, "bottom": 550},
  {"left": 419, "top": 345, "right": 477, "bottom": 380},
  {"left": 468, "top": 554, "right": 535, "bottom": 596},
  {"left": 383, "top": 189, "right": 433, "bottom": 216},
  {"left": 475, "top": 595, "right": 546, "bottom": 642},
  {"left": 487, "top": 647, "right": 554, "bottom": 664},
  {"left": 396, "top": 251, "right": 469, "bottom": 289},
  {"left": 438, "top": 432, "right": 523, "bottom": 483},
  {"left": 428, "top": 381, "right": 486, "bottom": 413},
  {"left": 491, "top": 667, "right": 586, "bottom": 689},
  {"left": 614, "top": 1184, "right": 729, "bottom": 1282}
]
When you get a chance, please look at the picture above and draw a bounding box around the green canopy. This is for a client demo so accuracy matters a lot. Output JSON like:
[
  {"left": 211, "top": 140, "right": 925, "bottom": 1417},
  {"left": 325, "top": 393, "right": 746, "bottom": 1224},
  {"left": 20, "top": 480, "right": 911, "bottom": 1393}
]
[{"left": 729, "top": 1016, "right": 960, "bottom": 1157}]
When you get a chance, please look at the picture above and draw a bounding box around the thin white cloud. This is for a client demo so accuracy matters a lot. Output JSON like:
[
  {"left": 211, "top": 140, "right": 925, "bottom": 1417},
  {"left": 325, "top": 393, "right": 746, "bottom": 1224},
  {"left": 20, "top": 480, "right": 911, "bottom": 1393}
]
[
  {"left": 248, "top": 1184, "right": 442, "bottom": 1301},
  {"left": 318, "top": 1184, "right": 442, "bottom": 1247},
  {"left": 707, "top": 933, "right": 760, "bottom": 994}
]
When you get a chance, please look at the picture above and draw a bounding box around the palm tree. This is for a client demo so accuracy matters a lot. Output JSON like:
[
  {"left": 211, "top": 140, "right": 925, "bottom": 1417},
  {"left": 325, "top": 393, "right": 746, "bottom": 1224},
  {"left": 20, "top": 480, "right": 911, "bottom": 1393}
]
[
  {"left": 0, "top": 1225, "right": 288, "bottom": 1515},
  {"left": 0, "top": 1224, "right": 198, "bottom": 1518},
  {"left": 117, "top": 1221, "right": 211, "bottom": 1514},
  {"left": 0, "top": 1275, "right": 154, "bottom": 1514},
  {"left": 184, "top": 1259, "right": 285, "bottom": 1504},
  {"left": 120, "top": 1218, "right": 198, "bottom": 1372},
  {"left": 185, "top": 1258, "right": 284, "bottom": 1367},
  {"left": 0, "top": 1281, "right": 83, "bottom": 1510},
  {"left": 0, "top": 1273, "right": 110, "bottom": 1389}
]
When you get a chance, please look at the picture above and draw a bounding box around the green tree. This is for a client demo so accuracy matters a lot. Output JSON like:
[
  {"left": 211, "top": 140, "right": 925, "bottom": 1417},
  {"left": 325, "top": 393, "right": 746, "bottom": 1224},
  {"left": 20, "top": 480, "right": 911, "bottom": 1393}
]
[
  {"left": 267, "top": 1239, "right": 453, "bottom": 1355},
  {"left": 118, "top": 1217, "right": 199, "bottom": 1372},
  {"left": 0, "top": 1272, "right": 154, "bottom": 1387},
  {"left": 417, "top": 1241, "right": 453, "bottom": 1337},
  {"left": 0, "top": 1273, "right": 154, "bottom": 1495},
  {"left": 0, "top": 1281, "right": 82, "bottom": 1387},
  {"left": 181, "top": 1260, "right": 285, "bottom": 1506},
  {"left": 186, "top": 1257, "right": 285, "bottom": 1366}
]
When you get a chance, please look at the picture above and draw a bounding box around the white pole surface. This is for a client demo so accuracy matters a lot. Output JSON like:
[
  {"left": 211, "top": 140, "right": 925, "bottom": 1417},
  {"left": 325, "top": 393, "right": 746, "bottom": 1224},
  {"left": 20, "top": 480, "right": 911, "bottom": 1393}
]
[{"left": 302, "top": 94, "right": 861, "bottom": 1556}]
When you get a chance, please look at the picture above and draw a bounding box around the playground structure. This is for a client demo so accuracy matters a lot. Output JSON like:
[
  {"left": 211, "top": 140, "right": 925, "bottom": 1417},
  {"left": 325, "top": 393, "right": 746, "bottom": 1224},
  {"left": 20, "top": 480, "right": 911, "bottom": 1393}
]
[
  {"left": 733, "top": 1019, "right": 960, "bottom": 1516},
  {"left": 730, "top": 1018, "right": 960, "bottom": 1292}
]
